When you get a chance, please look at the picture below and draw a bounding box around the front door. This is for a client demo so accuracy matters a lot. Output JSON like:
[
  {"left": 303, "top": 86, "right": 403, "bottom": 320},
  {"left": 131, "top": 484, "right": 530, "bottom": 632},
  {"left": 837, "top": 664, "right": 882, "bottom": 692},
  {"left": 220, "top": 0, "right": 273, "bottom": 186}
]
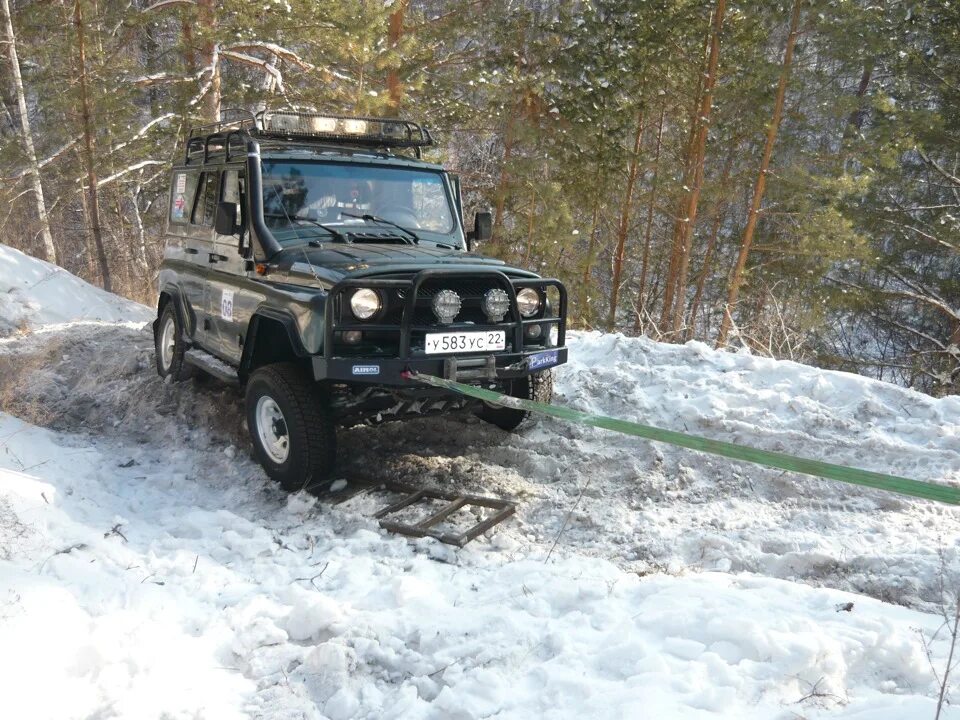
[{"left": 207, "top": 167, "right": 247, "bottom": 364}]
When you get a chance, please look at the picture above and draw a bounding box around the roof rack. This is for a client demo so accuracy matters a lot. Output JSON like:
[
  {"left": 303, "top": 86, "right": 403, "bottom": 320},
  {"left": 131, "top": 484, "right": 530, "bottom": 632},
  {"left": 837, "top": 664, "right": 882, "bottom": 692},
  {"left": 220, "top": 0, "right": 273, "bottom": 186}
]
[{"left": 182, "top": 109, "right": 433, "bottom": 164}]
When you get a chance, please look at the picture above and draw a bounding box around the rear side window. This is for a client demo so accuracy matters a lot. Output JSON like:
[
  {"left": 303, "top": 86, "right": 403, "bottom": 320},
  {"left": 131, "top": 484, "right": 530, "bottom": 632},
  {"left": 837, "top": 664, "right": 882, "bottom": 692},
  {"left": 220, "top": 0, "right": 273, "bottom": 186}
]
[
  {"left": 192, "top": 172, "right": 219, "bottom": 226},
  {"left": 221, "top": 169, "right": 245, "bottom": 229},
  {"left": 169, "top": 172, "right": 199, "bottom": 225}
]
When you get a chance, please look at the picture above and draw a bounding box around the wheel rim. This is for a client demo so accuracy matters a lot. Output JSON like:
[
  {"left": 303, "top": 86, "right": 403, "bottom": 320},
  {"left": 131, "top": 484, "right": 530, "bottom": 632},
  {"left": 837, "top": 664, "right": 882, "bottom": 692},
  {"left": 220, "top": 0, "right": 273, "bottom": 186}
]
[
  {"left": 256, "top": 396, "right": 290, "bottom": 464},
  {"left": 159, "top": 314, "right": 176, "bottom": 371}
]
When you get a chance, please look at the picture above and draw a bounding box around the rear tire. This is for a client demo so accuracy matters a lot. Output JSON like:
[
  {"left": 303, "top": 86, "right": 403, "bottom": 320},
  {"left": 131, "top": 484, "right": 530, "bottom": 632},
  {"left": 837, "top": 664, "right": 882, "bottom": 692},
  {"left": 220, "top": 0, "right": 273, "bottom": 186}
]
[
  {"left": 245, "top": 363, "right": 337, "bottom": 492},
  {"left": 155, "top": 302, "right": 195, "bottom": 381},
  {"left": 477, "top": 370, "right": 554, "bottom": 431}
]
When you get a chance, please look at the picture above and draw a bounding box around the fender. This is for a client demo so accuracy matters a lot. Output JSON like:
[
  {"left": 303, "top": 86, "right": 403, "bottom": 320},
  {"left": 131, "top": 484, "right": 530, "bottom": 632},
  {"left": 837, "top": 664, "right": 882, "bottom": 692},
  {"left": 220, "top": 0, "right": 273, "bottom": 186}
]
[
  {"left": 239, "top": 309, "right": 310, "bottom": 379},
  {"left": 154, "top": 284, "right": 196, "bottom": 340}
]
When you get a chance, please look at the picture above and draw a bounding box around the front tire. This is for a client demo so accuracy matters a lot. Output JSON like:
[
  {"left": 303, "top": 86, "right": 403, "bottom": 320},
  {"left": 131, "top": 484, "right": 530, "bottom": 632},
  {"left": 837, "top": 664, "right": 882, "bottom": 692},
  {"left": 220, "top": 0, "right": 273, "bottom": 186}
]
[
  {"left": 477, "top": 370, "right": 554, "bottom": 431},
  {"left": 155, "top": 302, "right": 195, "bottom": 381},
  {"left": 245, "top": 363, "right": 337, "bottom": 492}
]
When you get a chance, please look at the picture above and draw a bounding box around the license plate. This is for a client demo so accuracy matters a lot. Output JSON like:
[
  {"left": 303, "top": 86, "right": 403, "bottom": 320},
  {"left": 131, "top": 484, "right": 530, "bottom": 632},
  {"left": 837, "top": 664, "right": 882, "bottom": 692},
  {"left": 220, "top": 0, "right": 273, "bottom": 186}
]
[{"left": 424, "top": 330, "right": 506, "bottom": 355}]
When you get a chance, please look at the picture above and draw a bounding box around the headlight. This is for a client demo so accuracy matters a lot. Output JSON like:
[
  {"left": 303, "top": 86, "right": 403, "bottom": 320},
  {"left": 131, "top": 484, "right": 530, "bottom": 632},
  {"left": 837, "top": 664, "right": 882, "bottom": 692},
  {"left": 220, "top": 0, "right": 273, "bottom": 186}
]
[
  {"left": 516, "top": 288, "right": 541, "bottom": 317},
  {"left": 350, "top": 288, "right": 381, "bottom": 320}
]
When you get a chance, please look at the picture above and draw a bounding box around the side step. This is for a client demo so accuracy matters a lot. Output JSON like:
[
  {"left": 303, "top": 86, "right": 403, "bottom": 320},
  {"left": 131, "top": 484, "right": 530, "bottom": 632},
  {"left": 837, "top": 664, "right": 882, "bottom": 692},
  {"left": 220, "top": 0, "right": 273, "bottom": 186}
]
[
  {"left": 374, "top": 482, "right": 516, "bottom": 547},
  {"left": 184, "top": 348, "right": 240, "bottom": 384}
]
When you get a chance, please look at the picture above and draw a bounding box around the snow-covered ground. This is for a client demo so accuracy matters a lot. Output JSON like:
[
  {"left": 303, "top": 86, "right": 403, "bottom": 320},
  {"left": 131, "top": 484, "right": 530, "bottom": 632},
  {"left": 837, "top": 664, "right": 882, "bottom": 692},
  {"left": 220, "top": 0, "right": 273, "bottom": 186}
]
[{"left": 2, "top": 244, "right": 960, "bottom": 718}]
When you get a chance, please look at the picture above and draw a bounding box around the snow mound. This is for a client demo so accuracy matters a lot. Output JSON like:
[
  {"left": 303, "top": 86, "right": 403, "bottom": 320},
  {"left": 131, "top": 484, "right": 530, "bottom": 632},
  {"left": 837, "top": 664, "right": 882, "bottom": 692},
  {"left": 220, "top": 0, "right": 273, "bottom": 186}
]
[
  {"left": 0, "top": 243, "right": 152, "bottom": 335},
  {"left": 561, "top": 331, "right": 960, "bottom": 484}
]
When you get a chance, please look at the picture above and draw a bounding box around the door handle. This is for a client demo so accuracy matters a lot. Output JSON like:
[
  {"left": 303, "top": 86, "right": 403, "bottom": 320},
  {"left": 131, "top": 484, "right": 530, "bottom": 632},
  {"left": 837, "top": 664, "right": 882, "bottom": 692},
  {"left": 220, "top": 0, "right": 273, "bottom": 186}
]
[
  {"left": 208, "top": 252, "right": 228, "bottom": 263},
  {"left": 184, "top": 247, "right": 198, "bottom": 255}
]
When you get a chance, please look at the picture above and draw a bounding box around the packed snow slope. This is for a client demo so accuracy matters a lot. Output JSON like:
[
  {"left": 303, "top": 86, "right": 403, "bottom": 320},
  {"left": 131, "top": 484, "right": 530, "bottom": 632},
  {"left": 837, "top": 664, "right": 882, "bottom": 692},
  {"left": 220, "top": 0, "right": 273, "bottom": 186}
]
[
  {"left": 2, "top": 244, "right": 960, "bottom": 719},
  {"left": 0, "top": 244, "right": 152, "bottom": 336}
]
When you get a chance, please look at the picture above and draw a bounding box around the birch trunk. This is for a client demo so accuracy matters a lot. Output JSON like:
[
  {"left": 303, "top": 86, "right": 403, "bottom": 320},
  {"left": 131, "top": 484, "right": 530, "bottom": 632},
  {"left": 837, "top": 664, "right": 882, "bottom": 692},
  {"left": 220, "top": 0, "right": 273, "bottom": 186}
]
[
  {"left": 198, "top": 0, "right": 220, "bottom": 121},
  {"left": 716, "top": 0, "right": 803, "bottom": 348},
  {"left": 2, "top": 0, "right": 57, "bottom": 263}
]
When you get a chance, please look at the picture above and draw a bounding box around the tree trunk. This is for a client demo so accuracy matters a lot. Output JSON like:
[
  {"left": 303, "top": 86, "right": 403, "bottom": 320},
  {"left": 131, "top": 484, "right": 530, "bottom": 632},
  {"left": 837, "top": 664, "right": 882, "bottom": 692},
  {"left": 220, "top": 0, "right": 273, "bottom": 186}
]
[
  {"left": 492, "top": 115, "right": 515, "bottom": 244},
  {"left": 130, "top": 184, "right": 150, "bottom": 276},
  {"left": 198, "top": 0, "right": 219, "bottom": 121},
  {"left": 716, "top": 0, "right": 803, "bottom": 348},
  {"left": 635, "top": 103, "right": 665, "bottom": 333},
  {"left": 2, "top": 0, "right": 57, "bottom": 263},
  {"left": 74, "top": 0, "right": 111, "bottom": 292},
  {"left": 607, "top": 110, "right": 645, "bottom": 331},
  {"left": 668, "top": 0, "right": 726, "bottom": 335},
  {"left": 386, "top": 0, "right": 410, "bottom": 115},
  {"left": 686, "top": 146, "right": 736, "bottom": 340},
  {"left": 579, "top": 183, "right": 602, "bottom": 326},
  {"left": 659, "top": 84, "right": 704, "bottom": 334},
  {"left": 843, "top": 60, "right": 873, "bottom": 139}
]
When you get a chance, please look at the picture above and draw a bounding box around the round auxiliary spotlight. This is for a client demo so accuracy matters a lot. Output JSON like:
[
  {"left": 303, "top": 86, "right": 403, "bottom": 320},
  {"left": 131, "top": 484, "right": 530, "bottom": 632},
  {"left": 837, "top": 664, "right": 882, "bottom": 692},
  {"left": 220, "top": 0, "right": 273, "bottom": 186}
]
[
  {"left": 432, "top": 289, "right": 461, "bottom": 324},
  {"left": 482, "top": 288, "right": 510, "bottom": 323}
]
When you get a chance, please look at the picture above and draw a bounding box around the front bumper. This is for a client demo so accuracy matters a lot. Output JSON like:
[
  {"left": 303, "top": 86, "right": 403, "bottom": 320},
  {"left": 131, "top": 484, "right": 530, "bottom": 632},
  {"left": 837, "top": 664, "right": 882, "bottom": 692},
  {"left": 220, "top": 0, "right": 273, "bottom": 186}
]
[
  {"left": 312, "top": 345, "right": 567, "bottom": 385},
  {"left": 314, "top": 267, "right": 568, "bottom": 386}
]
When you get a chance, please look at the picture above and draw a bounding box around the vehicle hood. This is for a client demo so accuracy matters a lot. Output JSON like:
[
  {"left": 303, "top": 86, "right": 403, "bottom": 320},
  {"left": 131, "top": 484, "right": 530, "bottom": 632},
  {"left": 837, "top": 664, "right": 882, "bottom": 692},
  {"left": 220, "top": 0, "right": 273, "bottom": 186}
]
[{"left": 268, "top": 243, "right": 539, "bottom": 287}]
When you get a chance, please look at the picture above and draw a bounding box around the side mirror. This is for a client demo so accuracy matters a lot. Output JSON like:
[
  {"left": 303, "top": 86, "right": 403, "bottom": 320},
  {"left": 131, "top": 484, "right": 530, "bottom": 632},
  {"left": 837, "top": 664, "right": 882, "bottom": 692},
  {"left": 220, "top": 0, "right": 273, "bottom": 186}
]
[
  {"left": 467, "top": 211, "right": 492, "bottom": 251},
  {"left": 215, "top": 201, "right": 238, "bottom": 236}
]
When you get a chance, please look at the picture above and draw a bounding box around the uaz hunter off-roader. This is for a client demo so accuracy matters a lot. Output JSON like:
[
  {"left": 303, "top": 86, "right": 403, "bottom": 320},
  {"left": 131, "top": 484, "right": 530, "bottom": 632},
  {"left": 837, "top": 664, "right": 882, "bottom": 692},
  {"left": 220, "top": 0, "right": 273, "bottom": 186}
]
[{"left": 154, "top": 110, "right": 567, "bottom": 489}]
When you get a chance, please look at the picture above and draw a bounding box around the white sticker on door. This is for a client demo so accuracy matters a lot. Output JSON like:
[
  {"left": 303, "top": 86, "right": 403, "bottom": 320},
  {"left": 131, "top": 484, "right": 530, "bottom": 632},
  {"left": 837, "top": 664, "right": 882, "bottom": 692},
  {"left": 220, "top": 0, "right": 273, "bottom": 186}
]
[
  {"left": 221, "top": 290, "right": 234, "bottom": 321},
  {"left": 175, "top": 173, "right": 187, "bottom": 194}
]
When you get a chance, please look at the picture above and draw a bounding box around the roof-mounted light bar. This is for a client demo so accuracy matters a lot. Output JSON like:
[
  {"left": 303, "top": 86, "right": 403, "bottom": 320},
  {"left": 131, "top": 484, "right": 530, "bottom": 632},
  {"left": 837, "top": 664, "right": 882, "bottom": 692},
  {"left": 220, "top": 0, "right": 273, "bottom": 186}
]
[{"left": 256, "top": 111, "right": 432, "bottom": 148}]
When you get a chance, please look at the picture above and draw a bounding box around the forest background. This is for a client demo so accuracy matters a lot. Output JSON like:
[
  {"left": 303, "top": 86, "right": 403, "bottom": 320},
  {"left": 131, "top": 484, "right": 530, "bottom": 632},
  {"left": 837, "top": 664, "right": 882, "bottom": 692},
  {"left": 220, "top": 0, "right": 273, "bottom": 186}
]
[{"left": 1, "top": 0, "right": 958, "bottom": 394}]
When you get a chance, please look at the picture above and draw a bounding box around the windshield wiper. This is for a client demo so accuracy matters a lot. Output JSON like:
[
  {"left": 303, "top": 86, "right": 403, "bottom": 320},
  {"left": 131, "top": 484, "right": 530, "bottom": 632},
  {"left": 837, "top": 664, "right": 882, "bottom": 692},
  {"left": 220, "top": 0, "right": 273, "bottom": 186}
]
[
  {"left": 339, "top": 211, "right": 420, "bottom": 244},
  {"left": 264, "top": 213, "right": 348, "bottom": 243}
]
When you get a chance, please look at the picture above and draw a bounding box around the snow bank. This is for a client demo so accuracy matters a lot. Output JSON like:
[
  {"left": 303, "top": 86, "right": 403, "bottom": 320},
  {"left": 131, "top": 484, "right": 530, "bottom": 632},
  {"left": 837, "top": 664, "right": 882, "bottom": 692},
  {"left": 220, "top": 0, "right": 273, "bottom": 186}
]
[
  {"left": 1, "top": 414, "right": 957, "bottom": 719},
  {"left": 0, "top": 243, "right": 151, "bottom": 335}
]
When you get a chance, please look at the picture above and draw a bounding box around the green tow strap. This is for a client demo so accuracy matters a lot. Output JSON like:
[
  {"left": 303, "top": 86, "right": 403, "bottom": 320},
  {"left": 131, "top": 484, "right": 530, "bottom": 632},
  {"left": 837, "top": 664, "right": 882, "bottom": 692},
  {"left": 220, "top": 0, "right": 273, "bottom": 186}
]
[{"left": 403, "top": 371, "right": 960, "bottom": 507}]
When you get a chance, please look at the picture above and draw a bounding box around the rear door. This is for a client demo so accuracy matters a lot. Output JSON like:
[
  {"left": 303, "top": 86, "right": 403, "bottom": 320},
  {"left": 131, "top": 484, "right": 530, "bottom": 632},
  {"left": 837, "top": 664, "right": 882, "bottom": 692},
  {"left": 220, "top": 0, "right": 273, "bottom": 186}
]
[{"left": 167, "top": 169, "right": 212, "bottom": 344}]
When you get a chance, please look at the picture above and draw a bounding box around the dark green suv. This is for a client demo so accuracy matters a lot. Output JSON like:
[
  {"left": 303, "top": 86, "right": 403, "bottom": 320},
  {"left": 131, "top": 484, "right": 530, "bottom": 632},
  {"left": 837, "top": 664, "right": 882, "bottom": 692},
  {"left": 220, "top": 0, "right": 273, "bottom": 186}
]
[{"left": 154, "top": 111, "right": 567, "bottom": 489}]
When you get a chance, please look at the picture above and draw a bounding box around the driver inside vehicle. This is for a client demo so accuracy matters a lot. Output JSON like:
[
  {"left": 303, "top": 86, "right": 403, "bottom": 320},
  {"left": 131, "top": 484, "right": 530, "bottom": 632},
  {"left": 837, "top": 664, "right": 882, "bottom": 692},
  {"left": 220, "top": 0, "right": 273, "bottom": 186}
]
[{"left": 261, "top": 160, "right": 453, "bottom": 238}]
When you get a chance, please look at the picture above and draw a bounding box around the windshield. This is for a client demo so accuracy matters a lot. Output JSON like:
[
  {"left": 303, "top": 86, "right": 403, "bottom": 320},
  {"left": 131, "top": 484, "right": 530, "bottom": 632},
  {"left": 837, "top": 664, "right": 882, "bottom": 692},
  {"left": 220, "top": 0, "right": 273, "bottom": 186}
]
[{"left": 260, "top": 160, "right": 457, "bottom": 245}]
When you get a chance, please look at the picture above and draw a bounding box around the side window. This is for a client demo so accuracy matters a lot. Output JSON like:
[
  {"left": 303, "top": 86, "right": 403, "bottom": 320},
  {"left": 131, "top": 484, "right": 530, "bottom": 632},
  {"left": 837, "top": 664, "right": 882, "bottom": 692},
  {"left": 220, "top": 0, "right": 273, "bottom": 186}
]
[
  {"left": 191, "top": 172, "right": 219, "bottom": 226},
  {"left": 169, "top": 172, "right": 199, "bottom": 225},
  {"left": 221, "top": 169, "right": 245, "bottom": 230}
]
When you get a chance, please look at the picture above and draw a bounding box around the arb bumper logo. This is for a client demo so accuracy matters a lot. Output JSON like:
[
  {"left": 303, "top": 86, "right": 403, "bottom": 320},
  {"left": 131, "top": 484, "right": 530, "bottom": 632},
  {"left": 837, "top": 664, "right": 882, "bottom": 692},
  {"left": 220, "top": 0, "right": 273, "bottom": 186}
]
[{"left": 352, "top": 364, "right": 381, "bottom": 376}]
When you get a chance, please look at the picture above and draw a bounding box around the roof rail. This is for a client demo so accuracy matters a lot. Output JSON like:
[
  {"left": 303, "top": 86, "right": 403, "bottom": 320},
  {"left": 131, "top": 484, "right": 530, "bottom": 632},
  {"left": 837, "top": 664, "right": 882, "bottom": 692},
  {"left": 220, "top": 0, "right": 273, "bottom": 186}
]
[
  {"left": 187, "top": 108, "right": 258, "bottom": 140},
  {"left": 182, "top": 109, "right": 433, "bottom": 163}
]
